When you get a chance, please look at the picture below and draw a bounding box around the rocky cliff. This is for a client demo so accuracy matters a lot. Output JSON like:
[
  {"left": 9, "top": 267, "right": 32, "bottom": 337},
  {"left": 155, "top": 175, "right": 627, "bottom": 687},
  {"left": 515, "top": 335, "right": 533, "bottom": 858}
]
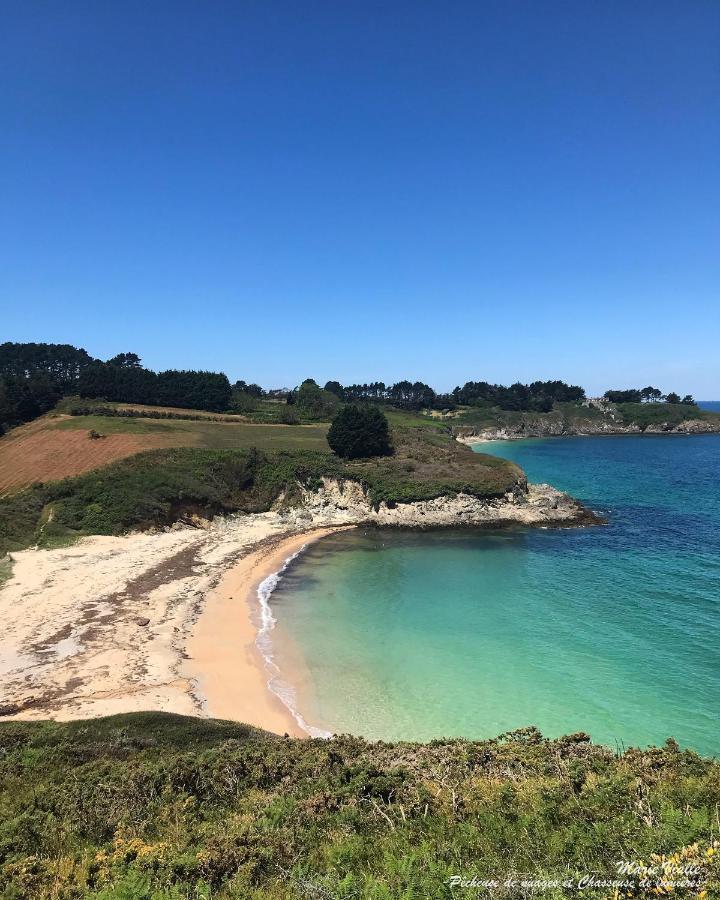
[{"left": 274, "top": 476, "right": 601, "bottom": 530}]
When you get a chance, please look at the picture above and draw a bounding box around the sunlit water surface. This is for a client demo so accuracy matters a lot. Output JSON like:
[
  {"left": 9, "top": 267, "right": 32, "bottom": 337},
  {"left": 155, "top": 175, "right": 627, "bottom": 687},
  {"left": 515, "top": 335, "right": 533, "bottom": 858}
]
[{"left": 269, "top": 433, "right": 720, "bottom": 753}]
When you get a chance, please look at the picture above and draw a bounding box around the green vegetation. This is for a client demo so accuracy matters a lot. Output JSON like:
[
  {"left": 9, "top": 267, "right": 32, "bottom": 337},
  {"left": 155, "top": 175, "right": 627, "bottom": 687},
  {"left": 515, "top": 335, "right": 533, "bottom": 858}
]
[
  {"left": 0, "top": 712, "right": 718, "bottom": 899},
  {"left": 53, "top": 415, "right": 330, "bottom": 450},
  {"left": 0, "top": 555, "right": 12, "bottom": 585},
  {"left": 4, "top": 340, "right": 716, "bottom": 437},
  {"left": 449, "top": 400, "right": 720, "bottom": 434},
  {"left": 327, "top": 405, "right": 392, "bottom": 459},
  {"left": 383, "top": 408, "right": 448, "bottom": 429},
  {"left": 0, "top": 448, "right": 336, "bottom": 553},
  {"left": 78, "top": 363, "right": 232, "bottom": 412},
  {"left": 290, "top": 379, "right": 341, "bottom": 421},
  {"left": 347, "top": 426, "right": 518, "bottom": 504},
  {"left": 605, "top": 387, "right": 695, "bottom": 405},
  {"left": 614, "top": 402, "right": 706, "bottom": 429},
  {"left": 0, "top": 426, "right": 520, "bottom": 553},
  {"left": 68, "top": 405, "right": 247, "bottom": 423},
  {"left": 453, "top": 379, "right": 585, "bottom": 411}
]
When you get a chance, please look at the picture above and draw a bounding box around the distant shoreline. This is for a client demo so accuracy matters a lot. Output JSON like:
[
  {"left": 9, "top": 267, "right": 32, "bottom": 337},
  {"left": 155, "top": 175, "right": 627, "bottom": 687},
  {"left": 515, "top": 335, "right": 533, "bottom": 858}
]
[{"left": 455, "top": 421, "right": 720, "bottom": 443}]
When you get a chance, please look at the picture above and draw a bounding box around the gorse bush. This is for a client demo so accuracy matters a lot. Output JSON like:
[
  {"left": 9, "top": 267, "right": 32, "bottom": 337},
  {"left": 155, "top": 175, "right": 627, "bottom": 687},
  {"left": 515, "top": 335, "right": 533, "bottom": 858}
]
[
  {"left": 0, "top": 714, "right": 718, "bottom": 898},
  {"left": 327, "top": 405, "right": 393, "bottom": 459}
]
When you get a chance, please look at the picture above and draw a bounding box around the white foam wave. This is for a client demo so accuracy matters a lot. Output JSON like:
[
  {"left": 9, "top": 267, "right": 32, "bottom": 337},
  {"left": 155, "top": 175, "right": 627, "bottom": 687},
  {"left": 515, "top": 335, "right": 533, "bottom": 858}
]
[{"left": 255, "top": 545, "right": 333, "bottom": 739}]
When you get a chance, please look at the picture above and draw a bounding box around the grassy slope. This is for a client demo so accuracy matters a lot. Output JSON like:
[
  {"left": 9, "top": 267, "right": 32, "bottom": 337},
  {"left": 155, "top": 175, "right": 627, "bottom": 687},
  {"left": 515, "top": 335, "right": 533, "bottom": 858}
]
[
  {"left": 0, "top": 713, "right": 718, "bottom": 898},
  {"left": 54, "top": 415, "right": 330, "bottom": 450},
  {"left": 0, "top": 425, "right": 521, "bottom": 554}
]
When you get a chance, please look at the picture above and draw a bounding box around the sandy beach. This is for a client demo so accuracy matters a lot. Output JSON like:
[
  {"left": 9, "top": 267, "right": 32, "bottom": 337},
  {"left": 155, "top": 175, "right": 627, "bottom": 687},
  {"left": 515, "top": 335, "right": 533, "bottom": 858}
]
[
  {"left": 185, "top": 527, "right": 350, "bottom": 737},
  {"left": 0, "top": 508, "right": 355, "bottom": 732}
]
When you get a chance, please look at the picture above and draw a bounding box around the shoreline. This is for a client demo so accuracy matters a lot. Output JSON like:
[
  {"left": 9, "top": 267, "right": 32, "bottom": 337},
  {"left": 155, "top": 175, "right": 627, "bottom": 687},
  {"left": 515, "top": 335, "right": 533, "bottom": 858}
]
[
  {"left": 0, "top": 479, "right": 593, "bottom": 728},
  {"left": 0, "top": 514, "right": 355, "bottom": 727},
  {"left": 184, "top": 526, "right": 352, "bottom": 737},
  {"left": 455, "top": 426, "right": 720, "bottom": 443}
]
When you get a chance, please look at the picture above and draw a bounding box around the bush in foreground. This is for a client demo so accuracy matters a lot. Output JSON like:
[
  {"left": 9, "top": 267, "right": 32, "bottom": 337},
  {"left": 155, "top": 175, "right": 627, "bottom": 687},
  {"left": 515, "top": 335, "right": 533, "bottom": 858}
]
[
  {"left": 327, "top": 405, "right": 392, "bottom": 459},
  {"left": 0, "top": 714, "right": 718, "bottom": 898}
]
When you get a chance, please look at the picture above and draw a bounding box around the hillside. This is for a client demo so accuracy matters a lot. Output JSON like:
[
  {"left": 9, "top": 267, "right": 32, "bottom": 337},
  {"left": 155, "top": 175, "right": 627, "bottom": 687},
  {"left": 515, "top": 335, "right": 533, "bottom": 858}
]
[
  {"left": 0, "top": 406, "right": 330, "bottom": 495},
  {"left": 0, "top": 712, "right": 718, "bottom": 898},
  {"left": 0, "top": 424, "right": 526, "bottom": 554}
]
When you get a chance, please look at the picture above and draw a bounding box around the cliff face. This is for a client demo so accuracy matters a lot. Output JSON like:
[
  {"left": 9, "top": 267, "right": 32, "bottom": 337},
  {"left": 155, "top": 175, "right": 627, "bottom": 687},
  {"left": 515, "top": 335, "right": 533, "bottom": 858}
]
[
  {"left": 274, "top": 477, "right": 601, "bottom": 530},
  {"left": 454, "top": 417, "right": 720, "bottom": 442}
]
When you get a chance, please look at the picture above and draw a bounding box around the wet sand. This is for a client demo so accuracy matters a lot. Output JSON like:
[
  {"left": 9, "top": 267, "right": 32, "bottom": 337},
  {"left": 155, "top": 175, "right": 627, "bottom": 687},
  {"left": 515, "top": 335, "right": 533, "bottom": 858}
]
[{"left": 185, "top": 527, "right": 350, "bottom": 737}]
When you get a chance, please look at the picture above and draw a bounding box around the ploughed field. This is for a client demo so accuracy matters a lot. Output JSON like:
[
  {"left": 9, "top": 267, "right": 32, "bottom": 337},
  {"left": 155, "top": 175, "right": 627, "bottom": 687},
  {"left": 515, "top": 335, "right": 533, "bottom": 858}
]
[{"left": 0, "top": 408, "right": 330, "bottom": 495}]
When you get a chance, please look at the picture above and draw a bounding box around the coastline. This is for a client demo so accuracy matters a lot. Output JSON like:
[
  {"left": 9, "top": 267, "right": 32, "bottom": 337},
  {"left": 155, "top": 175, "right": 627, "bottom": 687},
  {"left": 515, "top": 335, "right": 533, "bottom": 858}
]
[
  {"left": 0, "top": 476, "right": 593, "bottom": 729},
  {"left": 184, "top": 526, "right": 351, "bottom": 737},
  {"left": 454, "top": 419, "right": 720, "bottom": 442}
]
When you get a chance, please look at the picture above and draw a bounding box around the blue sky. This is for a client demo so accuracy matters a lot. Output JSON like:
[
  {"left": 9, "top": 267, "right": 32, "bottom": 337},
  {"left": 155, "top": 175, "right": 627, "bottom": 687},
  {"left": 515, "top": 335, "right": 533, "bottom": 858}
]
[{"left": 2, "top": 1, "right": 718, "bottom": 395}]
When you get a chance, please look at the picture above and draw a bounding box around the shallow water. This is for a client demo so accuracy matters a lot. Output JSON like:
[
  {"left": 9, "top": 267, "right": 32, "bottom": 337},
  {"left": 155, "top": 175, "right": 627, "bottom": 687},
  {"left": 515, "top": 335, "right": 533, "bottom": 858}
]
[{"left": 269, "top": 434, "right": 720, "bottom": 753}]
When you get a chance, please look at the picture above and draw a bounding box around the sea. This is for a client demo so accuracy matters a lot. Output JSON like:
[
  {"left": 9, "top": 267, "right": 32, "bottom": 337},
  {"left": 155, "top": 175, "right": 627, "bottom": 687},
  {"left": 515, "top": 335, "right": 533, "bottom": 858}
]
[{"left": 266, "top": 427, "right": 720, "bottom": 754}]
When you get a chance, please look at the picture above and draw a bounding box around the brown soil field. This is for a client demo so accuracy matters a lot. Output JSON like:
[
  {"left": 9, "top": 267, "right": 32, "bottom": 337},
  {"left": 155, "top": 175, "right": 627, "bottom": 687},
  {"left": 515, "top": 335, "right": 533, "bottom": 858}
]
[
  {"left": 0, "top": 418, "right": 183, "bottom": 495},
  {"left": 0, "top": 414, "right": 330, "bottom": 495}
]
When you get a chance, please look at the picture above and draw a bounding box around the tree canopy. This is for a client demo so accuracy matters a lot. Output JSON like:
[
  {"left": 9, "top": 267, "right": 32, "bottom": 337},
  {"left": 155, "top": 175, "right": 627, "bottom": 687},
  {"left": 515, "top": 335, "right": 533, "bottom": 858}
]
[
  {"left": 327, "top": 405, "right": 393, "bottom": 459},
  {"left": 604, "top": 388, "right": 696, "bottom": 405},
  {"left": 291, "top": 379, "right": 341, "bottom": 420},
  {"left": 453, "top": 380, "right": 584, "bottom": 411}
]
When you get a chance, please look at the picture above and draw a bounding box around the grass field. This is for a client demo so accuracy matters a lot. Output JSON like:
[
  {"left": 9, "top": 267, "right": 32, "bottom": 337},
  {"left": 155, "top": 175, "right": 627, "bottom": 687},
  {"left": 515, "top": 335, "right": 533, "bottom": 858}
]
[
  {"left": 55, "top": 415, "right": 329, "bottom": 449},
  {"left": 0, "top": 412, "right": 329, "bottom": 495}
]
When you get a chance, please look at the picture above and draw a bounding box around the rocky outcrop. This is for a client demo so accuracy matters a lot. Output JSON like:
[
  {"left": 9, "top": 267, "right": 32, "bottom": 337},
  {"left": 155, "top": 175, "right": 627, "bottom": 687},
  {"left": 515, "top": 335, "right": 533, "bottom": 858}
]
[
  {"left": 454, "top": 417, "right": 720, "bottom": 442},
  {"left": 647, "top": 419, "right": 720, "bottom": 434},
  {"left": 274, "top": 477, "right": 601, "bottom": 530}
]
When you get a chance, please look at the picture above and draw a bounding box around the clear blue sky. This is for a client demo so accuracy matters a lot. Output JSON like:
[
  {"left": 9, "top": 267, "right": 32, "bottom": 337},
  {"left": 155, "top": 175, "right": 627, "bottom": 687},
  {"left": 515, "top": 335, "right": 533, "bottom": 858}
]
[{"left": 2, "top": 1, "right": 718, "bottom": 395}]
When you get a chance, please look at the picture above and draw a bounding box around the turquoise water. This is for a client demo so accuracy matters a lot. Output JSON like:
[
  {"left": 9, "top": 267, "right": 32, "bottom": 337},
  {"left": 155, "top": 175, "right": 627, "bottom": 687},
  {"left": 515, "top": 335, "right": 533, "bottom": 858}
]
[{"left": 269, "top": 434, "right": 720, "bottom": 754}]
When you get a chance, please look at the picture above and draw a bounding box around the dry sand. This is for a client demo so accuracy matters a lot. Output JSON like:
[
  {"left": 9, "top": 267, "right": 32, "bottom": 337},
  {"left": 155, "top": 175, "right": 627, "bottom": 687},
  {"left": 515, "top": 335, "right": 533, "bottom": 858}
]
[{"left": 0, "top": 511, "right": 353, "bottom": 733}]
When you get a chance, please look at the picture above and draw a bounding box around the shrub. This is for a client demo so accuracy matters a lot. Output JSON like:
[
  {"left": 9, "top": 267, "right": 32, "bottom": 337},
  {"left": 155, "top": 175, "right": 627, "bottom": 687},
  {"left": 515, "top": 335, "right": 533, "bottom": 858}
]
[
  {"left": 327, "top": 405, "right": 392, "bottom": 459},
  {"left": 294, "top": 379, "right": 340, "bottom": 420}
]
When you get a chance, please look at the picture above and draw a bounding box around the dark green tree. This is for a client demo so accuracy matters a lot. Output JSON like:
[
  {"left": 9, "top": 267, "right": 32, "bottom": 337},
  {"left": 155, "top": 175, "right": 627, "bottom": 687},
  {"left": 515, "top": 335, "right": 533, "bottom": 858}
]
[
  {"left": 323, "top": 380, "right": 345, "bottom": 399},
  {"left": 327, "top": 405, "right": 392, "bottom": 459},
  {"left": 107, "top": 352, "right": 142, "bottom": 368},
  {"left": 665, "top": 392, "right": 681, "bottom": 404},
  {"left": 232, "top": 380, "right": 263, "bottom": 397}
]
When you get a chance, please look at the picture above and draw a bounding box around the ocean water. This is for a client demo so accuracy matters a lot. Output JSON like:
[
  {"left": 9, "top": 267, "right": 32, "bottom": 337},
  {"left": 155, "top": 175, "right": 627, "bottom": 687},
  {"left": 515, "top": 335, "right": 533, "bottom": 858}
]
[{"left": 268, "top": 434, "right": 720, "bottom": 754}]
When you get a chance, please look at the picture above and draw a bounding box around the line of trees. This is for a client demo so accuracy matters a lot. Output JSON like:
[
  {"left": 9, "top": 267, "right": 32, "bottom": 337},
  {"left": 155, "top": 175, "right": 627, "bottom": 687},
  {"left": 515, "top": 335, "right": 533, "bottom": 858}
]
[
  {"left": 0, "top": 342, "right": 234, "bottom": 432},
  {"left": 603, "top": 387, "right": 694, "bottom": 405},
  {"left": 452, "top": 380, "right": 585, "bottom": 412},
  {"left": 0, "top": 341, "right": 702, "bottom": 437},
  {"left": 0, "top": 342, "right": 95, "bottom": 390},
  {"left": 322, "top": 380, "right": 441, "bottom": 410},
  {"left": 78, "top": 358, "right": 232, "bottom": 412},
  {"left": 0, "top": 342, "right": 95, "bottom": 434}
]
